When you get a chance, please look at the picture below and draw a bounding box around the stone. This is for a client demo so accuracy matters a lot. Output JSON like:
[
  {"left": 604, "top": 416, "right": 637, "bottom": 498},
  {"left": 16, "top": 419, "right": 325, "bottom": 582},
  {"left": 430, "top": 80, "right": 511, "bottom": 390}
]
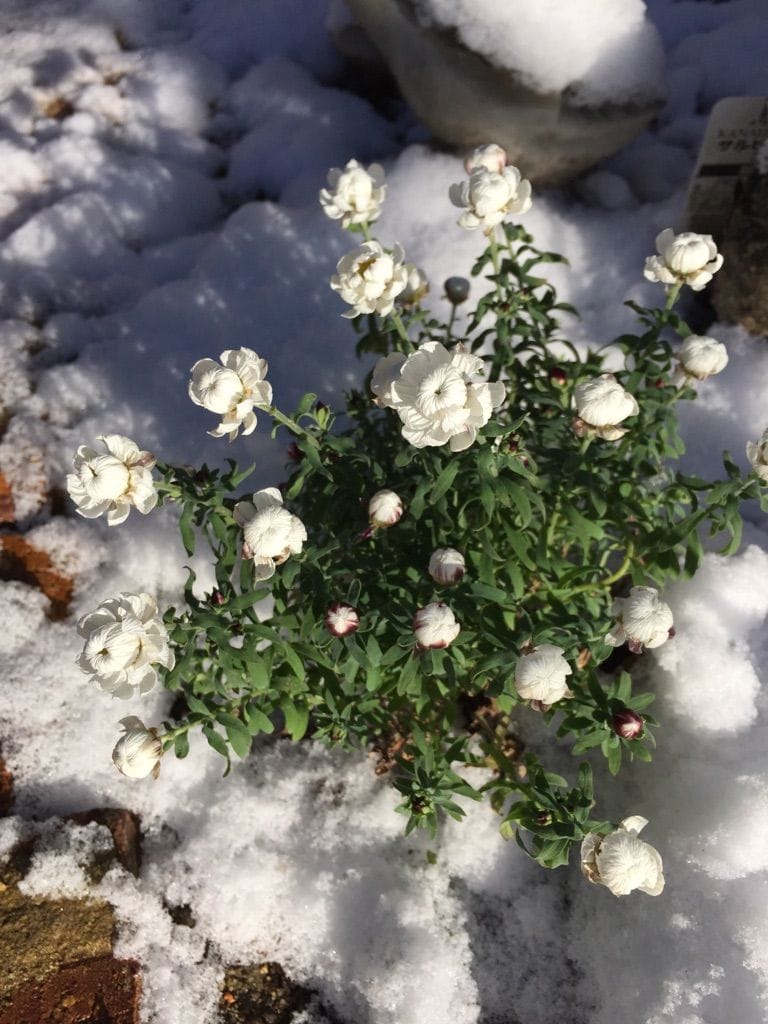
[
  {"left": 713, "top": 171, "right": 768, "bottom": 336},
  {"left": 343, "top": 0, "right": 665, "bottom": 185},
  {"left": 0, "top": 534, "right": 74, "bottom": 620},
  {"left": 67, "top": 808, "right": 142, "bottom": 879}
]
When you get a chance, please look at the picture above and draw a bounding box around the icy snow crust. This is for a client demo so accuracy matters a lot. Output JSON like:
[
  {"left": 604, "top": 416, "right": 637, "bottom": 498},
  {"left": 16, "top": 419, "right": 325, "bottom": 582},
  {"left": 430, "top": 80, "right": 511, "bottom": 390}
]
[{"left": 1, "top": 0, "right": 768, "bottom": 1022}]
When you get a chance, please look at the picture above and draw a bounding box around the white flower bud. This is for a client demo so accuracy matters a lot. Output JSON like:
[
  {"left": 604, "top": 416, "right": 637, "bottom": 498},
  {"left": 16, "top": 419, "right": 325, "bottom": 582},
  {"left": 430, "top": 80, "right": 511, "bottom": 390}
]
[
  {"left": 368, "top": 489, "right": 403, "bottom": 528},
  {"left": 413, "top": 602, "right": 460, "bottom": 650},
  {"left": 515, "top": 644, "right": 573, "bottom": 704},
  {"left": 66, "top": 434, "right": 157, "bottom": 526},
  {"left": 319, "top": 159, "right": 386, "bottom": 228},
  {"left": 675, "top": 335, "right": 728, "bottom": 383},
  {"left": 372, "top": 340, "right": 505, "bottom": 452},
  {"left": 581, "top": 817, "right": 665, "bottom": 896},
  {"left": 188, "top": 347, "right": 272, "bottom": 441},
  {"left": 325, "top": 602, "right": 360, "bottom": 637},
  {"left": 330, "top": 240, "right": 409, "bottom": 319},
  {"left": 428, "top": 548, "right": 466, "bottom": 586},
  {"left": 605, "top": 586, "right": 674, "bottom": 653},
  {"left": 644, "top": 229, "right": 723, "bottom": 292},
  {"left": 573, "top": 373, "right": 638, "bottom": 441},
  {"left": 234, "top": 487, "right": 307, "bottom": 581},
  {"left": 77, "top": 592, "right": 175, "bottom": 699},
  {"left": 112, "top": 717, "right": 163, "bottom": 779},
  {"left": 449, "top": 165, "right": 532, "bottom": 231},
  {"left": 747, "top": 428, "right": 768, "bottom": 482},
  {"left": 464, "top": 143, "right": 508, "bottom": 175}
]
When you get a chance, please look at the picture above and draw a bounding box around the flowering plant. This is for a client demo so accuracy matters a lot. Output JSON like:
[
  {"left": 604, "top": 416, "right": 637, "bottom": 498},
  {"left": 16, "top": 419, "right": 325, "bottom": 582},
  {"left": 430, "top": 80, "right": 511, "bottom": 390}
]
[{"left": 69, "top": 146, "right": 767, "bottom": 894}]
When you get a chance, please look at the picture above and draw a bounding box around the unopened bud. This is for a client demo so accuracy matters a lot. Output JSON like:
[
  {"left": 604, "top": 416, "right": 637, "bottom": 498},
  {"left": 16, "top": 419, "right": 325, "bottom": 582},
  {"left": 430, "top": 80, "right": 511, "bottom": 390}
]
[
  {"left": 444, "top": 276, "right": 470, "bottom": 305},
  {"left": 428, "top": 548, "right": 466, "bottom": 586},
  {"left": 549, "top": 365, "right": 568, "bottom": 386},
  {"left": 612, "top": 708, "right": 644, "bottom": 740},
  {"left": 210, "top": 589, "right": 226, "bottom": 606},
  {"left": 368, "top": 489, "right": 404, "bottom": 528}
]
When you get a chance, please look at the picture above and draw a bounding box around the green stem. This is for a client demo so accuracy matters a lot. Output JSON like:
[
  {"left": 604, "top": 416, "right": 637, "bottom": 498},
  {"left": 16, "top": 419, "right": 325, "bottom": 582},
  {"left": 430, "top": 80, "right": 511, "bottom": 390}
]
[
  {"left": 360, "top": 222, "right": 373, "bottom": 242},
  {"left": 269, "top": 406, "right": 320, "bottom": 448},
  {"left": 664, "top": 283, "right": 682, "bottom": 313},
  {"left": 389, "top": 310, "right": 413, "bottom": 350},
  {"left": 446, "top": 304, "right": 457, "bottom": 342}
]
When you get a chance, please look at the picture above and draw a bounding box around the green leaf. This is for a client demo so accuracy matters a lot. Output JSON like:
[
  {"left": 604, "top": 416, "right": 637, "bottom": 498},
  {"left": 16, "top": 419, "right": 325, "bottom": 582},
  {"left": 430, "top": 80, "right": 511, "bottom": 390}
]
[
  {"left": 173, "top": 732, "right": 190, "bottom": 759},
  {"left": 202, "top": 724, "right": 229, "bottom": 760},
  {"left": 179, "top": 505, "right": 196, "bottom": 556},
  {"left": 281, "top": 701, "right": 310, "bottom": 741},
  {"left": 217, "top": 712, "right": 252, "bottom": 759},
  {"left": 431, "top": 461, "right": 460, "bottom": 503},
  {"left": 244, "top": 702, "right": 275, "bottom": 735}
]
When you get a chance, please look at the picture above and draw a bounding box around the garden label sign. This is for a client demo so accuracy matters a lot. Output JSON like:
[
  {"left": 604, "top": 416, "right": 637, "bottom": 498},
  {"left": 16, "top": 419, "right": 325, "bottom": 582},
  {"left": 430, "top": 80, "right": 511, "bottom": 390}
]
[{"left": 686, "top": 96, "right": 768, "bottom": 237}]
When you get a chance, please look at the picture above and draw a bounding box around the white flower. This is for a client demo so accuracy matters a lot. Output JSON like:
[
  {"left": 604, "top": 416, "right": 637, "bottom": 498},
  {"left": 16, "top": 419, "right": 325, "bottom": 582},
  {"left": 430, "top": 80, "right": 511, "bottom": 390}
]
[
  {"left": 66, "top": 435, "right": 157, "bottom": 526},
  {"left": 398, "top": 263, "right": 429, "bottom": 307},
  {"left": 77, "top": 592, "right": 174, "bottom": 699},
  {"left": 515, "top": 644, "right": 573, "bottom": 704},
  {"left": 674, "top": 335, "right": 728, "bottom": 383},
  {"left": 413, "top": 602, "right": 460, "bottom": 650},
  {"left": 573, "top": 373, "right": 639, "bottom": 441},
  {"left": 581, "top": 817, "right": 665, "bottom": 896},
  {"left": 330, "top": 240, "right": 409, "bottom": 318},
  {"left": 372, "top": 340, "right": 506, "bottom": 452},
  {"left": 605, "top": 586, "right": 674, "bottom": 654},
  {"left": 449, "top": 165, "right": 532, "bottom": 231},
  {"left": 188, "top": 347, "right": 272, "bottom": 441},
  {"left": 464, "top": 143, "right": 508, "bottom": 175},
  {"left": 319, "top": 159, "right": 386, "bottom": 228},
  {"left": 368, "top": 489, "right": 403, "bottom": 528},
  {"left": 325, "top": 602, "right": 360, "bottom": 637},
  {"left": 112, "top": 717, "right": 163, "bottom": 779},
  {"left": 644, "top": 229, "right": 724, "bottom": 292},
  {"left": 746, "top": 428, "right": 768, "bottom": 482},
  {"left": 234, "top": 487, "right": 307, "bottom": 581},
  {"left": 428, "top": 548, "right": 466, "bottom": 586}
]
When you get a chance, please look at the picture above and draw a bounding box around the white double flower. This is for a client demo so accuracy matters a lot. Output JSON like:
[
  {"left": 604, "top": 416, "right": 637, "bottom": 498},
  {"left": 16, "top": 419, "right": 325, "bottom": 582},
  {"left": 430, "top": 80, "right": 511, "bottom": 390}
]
[
  {"left": 331, "top": 240, "right": 409, "bottom": 318},
  {"left": 234, "top": 487, "right": 307, "bottom": 581},
  {"left": 515, "top": 644, "right": 573, "bottom": 705},
  {"left": 674, "top": 334, "right": 728, "bottom": 384},
  {"left": 747, "top": 428, "right": 768, "bottom": 482},
  {"left": 573, "top": 374, "right": 639, "bottom": 441},
  {"left": 319, "top": 159, "right": 386, "bottom": 228},
  {"left": 372, "top": 341, "right": 505, "bottom": 452},
  {"left": 77, "top": 592, "right": 174, "bottom": 698},
  {"left": 188, "top": 347, "right": 272, "bottom": 441},
  {"left": 66, "top": 435, "right": 157, "bottom": 526},
  {"left": 605, "top": 586, "right": 674, "bottom": 654},
  {"left": 644, "top": 229, "right": 724, "bottom": 292},
  {"left": 449, "top": 164, "right": 532, "bottom": 231},
  {"left": 413, "top": 602, "right": 460, "bottom": 650},
  {"left": 581, "top": 817, "right": 665, "bottom": 897}
]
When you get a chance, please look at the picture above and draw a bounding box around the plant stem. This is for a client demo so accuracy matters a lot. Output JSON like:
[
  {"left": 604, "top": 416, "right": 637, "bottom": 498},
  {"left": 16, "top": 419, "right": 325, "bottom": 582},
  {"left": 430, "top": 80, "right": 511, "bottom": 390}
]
[
  {"left": 269, "top": 406, "right": 321, "bottom": 448},
  {"left": 390, "top": 310, "right": 413, "bottom": 350},
  {"left": 664, "top": 283, "right": 682, "bottom": 312}
]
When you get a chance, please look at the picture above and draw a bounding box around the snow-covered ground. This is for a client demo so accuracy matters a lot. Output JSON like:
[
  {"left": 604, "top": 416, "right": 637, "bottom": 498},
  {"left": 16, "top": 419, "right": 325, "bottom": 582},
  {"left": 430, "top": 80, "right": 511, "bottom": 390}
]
[{"left": 1, "top": 1, "right": 768, "bottom": 1021}]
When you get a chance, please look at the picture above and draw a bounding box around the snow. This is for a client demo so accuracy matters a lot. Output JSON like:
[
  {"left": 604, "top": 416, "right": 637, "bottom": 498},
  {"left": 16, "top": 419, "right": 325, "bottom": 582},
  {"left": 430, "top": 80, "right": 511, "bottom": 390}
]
[
  {"left": 415, "top": 0, "right": 667, "bottom": 106},
  {"left": 0, "top": 1, "right": 767, "bottom": 1023}
]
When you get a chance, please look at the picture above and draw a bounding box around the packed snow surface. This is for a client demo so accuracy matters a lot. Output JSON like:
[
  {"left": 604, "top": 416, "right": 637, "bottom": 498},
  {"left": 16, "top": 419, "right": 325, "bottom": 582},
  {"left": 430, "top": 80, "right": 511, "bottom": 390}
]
[
  {"left": 415, "top": 0, "right": 667, "bottom": 105},
  {"left": 1, "top": 1, "right": 767, "bottom": 1023}
]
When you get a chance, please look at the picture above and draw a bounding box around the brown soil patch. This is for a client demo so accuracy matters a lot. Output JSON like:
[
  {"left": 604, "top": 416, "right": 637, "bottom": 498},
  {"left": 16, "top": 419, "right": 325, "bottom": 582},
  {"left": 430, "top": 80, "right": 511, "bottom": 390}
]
[{"left": 0, "top": 534, "right": 74, "bottom": 619}]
